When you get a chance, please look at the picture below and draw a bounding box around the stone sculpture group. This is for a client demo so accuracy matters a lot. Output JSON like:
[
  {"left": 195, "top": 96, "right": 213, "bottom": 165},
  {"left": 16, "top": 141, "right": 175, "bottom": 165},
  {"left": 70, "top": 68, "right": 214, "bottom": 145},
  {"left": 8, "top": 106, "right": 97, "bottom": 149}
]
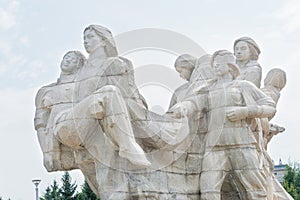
[{"left": 34, "top": 25, "right": 292, "bottom": 199}]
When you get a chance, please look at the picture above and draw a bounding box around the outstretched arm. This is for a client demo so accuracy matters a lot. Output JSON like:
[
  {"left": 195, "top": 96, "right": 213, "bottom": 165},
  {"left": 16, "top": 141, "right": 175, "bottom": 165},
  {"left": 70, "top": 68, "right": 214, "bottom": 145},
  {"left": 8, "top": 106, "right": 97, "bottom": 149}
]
[{"left": 168, "top": 94, "right": 206, "bottom": 119}]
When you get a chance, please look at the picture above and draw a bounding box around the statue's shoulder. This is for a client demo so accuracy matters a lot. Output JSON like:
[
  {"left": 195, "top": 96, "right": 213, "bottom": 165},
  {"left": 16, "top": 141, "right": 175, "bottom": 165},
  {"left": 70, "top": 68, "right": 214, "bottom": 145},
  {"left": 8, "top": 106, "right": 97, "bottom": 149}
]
[
  {"left": 104, "top": 56, "right": 133, "bottom": 75},
  {"left": 36, "top": 82, "right": 57, "bottom": 96},
  {"left": 35, "top": 82, "right": 57, "bottom": 107},
  {"left": 246, "top": 61, "right": 262, "bottom": 71},
  {"left": 106, "top": 56, "right": 132, "bottom": 66}
]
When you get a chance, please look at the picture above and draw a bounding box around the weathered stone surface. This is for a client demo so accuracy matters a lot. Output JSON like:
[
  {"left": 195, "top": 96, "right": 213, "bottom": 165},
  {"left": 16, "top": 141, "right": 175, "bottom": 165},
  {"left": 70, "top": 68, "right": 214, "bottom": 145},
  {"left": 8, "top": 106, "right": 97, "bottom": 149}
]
[{"left": 34, "top": 25, "right": 292, "bottom": 199}]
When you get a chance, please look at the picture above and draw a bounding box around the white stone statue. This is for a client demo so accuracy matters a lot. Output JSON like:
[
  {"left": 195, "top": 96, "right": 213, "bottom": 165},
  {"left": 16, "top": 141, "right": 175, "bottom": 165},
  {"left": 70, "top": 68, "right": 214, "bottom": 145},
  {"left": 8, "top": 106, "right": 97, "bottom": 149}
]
[
  {"left": 34, "top": 25, "right": 292, "bottom": 199},
  {"left": 172, "top": 50, "right": 276, "bottom": 199},
  {"left": 170, "top": 53, "right": 215, "bottom": 109},
  {"left": 234, "top": 36, "right": 262, "bottom": 88},
  {"left": 34, "top": 50, "right": 86, "bottom": 172},
  {"left": 233, "top": 37, "right": 292, "bottom": 199},
  {"left": 54, "top": 25, "right": 152, "bottom": 167},
  {"left": 169, "top": 54, "right": 197, "bottom": 108},
  {"left": 261, "top": 68, "right": 287, "bottom": 147},
  {"left": 35, "top": 25, "right": 192, "bottom": 199}
]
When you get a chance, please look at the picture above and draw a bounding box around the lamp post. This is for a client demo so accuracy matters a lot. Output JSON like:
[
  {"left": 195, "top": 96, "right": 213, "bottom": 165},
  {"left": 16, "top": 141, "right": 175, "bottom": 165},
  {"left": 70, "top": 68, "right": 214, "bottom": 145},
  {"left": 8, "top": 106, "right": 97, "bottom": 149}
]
[{"left": 32, "top": 179, "right": 41, "bottom": 200}]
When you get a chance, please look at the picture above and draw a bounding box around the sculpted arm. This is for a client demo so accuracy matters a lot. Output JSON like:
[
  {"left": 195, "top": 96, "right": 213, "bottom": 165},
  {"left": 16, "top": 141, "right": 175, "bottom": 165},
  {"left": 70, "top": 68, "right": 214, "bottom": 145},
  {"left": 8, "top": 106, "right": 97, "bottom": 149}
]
[
  {"left": 34, "top": 85, "right": 70, "bottom": 172},
  {"left": 34, "top": 87, "right": 52, "bottom": 130},
  {"left": 169, "top": 94, "right": 206, "bottom": 119},
  {"left": 169, "top": 93, "right": 178, "bottom": 110},
  {"left": 226, "top": 81, "right": 276, "bottom": 121}
]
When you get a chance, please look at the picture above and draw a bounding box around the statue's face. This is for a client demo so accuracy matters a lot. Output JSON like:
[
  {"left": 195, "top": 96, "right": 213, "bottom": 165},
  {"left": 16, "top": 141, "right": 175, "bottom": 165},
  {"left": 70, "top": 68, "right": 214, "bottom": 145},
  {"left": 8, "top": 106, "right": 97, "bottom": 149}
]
[
  {"left": 83, "top": 29, "right": 103, "bottom": 54},
  {"left": 60, "top": 52, "right": 79, "bottom": 74},
  {"left": 212, "top": 55, "right": 230, "bottom": 77},
  {"left": 234, "top": 41, "right": 251, "bottom": 62},
  {"left": 176, "top": 66, "right": 192, "bottom": 81}
]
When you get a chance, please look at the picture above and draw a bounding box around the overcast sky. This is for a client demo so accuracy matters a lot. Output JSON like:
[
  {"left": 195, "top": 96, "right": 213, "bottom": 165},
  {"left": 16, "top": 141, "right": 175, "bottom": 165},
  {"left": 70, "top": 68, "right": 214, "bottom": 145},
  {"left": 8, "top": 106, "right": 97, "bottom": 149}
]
[{"left": 0, "top": 0, "right": 300, "bottom": 199}]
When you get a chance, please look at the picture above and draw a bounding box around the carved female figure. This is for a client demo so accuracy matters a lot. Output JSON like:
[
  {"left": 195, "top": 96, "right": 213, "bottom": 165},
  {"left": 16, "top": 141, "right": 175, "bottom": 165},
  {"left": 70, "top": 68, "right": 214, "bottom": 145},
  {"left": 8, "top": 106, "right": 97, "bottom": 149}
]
[
  {"left": 52, "top": 25, "right": 151, "bottom": 168},
  {"left": 169, "top": 54, "right": 197, "bottom": 108},
  {"left": 234, "top": 36, "right": 262, "bottom": 88}
]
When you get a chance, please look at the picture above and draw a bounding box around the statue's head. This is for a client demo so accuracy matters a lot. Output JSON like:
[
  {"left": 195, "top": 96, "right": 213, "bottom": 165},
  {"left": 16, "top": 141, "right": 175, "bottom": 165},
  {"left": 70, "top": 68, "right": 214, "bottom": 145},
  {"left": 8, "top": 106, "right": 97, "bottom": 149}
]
[
  {"left": 83, "top": 25, "right": 118, "bottom": 57},
  {"left": 234, "top": 36, "right": 260, "bottom": 62},
  {"left": 211, "top": 50, "right": 240, "bottom": 79},
  {"left": 60, "top": 51, "right": 86, "bottom": 74},
  {"left": 174, "top": 54, "right": 197, "bottom": 81},
  {"left": 264, "top": 68, "right": 287, "bottom": 91}
]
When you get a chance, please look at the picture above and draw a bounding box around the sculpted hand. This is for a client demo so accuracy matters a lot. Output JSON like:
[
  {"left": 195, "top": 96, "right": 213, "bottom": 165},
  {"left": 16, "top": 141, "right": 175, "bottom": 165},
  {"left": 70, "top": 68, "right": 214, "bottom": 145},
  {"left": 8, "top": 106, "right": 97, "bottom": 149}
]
[
  {"left": 43, "top": 98, "right": 52, "bottom": 109},
  {"left": 169, "top": 104, "right": 188, "bottom": 119},
  {"left": 226, "top": 107, "right": 248, "bottom": 121},
  {"left": 168, "top": 101, "right": 195, "bottom": 118},
  {"left": 172, "top": 106, "right": 188, "bottom": 119}
]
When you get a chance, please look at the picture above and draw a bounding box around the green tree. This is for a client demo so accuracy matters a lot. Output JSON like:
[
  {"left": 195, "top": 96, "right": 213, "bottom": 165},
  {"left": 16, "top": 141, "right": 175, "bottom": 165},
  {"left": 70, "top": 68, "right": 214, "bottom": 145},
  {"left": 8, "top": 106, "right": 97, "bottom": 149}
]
[
  {"left": 40, "top": 173, "right": 99, "bottom": 200},
  {"left": 40, "top": 186, "right": 52, "bottom": 200},
  {"left": 40, "top": 180, "right": 61, "bottom": 200},
  {"left": 283, "top": 162, "right": 300, "bottom": 199},
  {"left": 76, "top": 181, "right": 99, "bottom": 200},
  {"left": 0, "top": 197, "right": 11, "bottom": 200},
  {"left": 283, "top": 180, "right": 298, "bottom": 199},
  {"left": 60, "top": 172, "right": 77, "bottom": 200}
]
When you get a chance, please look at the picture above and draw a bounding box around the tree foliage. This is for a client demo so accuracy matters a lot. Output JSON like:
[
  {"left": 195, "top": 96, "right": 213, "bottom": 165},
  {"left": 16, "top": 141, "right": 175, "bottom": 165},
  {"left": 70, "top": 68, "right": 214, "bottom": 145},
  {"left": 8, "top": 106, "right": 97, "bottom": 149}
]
[
  {"left": 40, "top": 180, "right": 61, "bottom": 200},
  {"left": 283, "top": 162, "right": 300, "bottom": 199},
  {"left": 76, "top": 181, "right": 99, "bottom": 200},
  {"left": 40, "top": 172, "right": 99, "bottom": 200},
  {"left": 60, "top": 172, "right": 77, "bottom": 200}
]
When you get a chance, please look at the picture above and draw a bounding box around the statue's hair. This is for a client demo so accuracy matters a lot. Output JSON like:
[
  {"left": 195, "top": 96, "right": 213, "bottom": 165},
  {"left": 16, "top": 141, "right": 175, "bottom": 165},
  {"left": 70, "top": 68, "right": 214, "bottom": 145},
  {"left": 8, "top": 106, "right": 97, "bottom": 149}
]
[{"left": 174, "top": 54, "right": 197, "bottom": 71}]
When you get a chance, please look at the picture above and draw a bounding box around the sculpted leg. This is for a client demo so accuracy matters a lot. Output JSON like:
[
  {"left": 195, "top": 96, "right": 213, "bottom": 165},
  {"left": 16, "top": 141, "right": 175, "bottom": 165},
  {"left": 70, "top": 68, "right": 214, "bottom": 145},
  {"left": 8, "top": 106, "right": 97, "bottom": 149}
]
[
  {"left": 74, "top": 149, "right": 99, "bottom": 196},
  {"left": 91, "top": 85, "right": 151, "bottom": 167},
  {"left": 37, "top": 128, "right": 77, "bottom": 172},
  {"left": 37, "top": 128, "right": 60, "bottom": 171},
  {"left": 231, "top": 148, "right": 267, "bottom": 200},
  {"left": 54, "top": 85, "right": 150, "bottom": 167},
  {"left": 200, "top": 171, "right": 226, "bottom": 200},
  {"left": 234, "top": 169, "right": 267, "bottom": 200},
  {"left": 200, "top": 150, "right": 230, "bottom": 200}
]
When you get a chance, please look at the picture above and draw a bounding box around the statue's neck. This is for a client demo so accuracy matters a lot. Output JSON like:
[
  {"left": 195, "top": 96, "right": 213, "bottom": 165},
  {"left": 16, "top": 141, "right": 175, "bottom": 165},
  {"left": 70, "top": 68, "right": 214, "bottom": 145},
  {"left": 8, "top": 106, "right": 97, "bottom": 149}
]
[
  {"left": 58, "top": 73, "right": 76, "bottom": 83},
  {"left": 88, "top": 47, "right": 108, "bottom": 62},
  {"left": 236, "top": 60, "right": 249, "bottom": 68}
]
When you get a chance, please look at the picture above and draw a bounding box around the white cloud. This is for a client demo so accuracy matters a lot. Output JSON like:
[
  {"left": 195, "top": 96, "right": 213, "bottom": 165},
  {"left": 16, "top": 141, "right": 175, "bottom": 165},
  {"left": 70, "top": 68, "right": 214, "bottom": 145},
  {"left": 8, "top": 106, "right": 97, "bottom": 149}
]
[
  {"left": 0, "top": 39, "right": 13, "bottom": 73},
  {"left": 0, "top": 0, "right": 20, "bottom": 29},
  {"left": 15, "top": 59, "right": 44, "bottom": 80},
  {"left": 275, "top": 0, "right": 300, "bottom": 33},
  {"left": 20, "top": 36, "right": 29, "bottom": 46},
  {"left": 0, "top": 63, "right": 8, "bottom": 73},
  {"left": 0, "top": 10, "right": 16, "bottom": 29},
  {"left": 0, "top": 38, "right": 12, "bottom": 56}
]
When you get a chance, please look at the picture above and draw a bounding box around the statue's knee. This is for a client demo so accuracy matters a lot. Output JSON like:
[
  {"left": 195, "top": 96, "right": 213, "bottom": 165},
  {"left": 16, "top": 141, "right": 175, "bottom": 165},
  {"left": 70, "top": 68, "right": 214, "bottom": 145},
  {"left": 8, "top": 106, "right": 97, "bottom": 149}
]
[
  {"left": 54, "top": 120, "right": 82, "bottom": 149},
  {"left": 96, "top": 85, "right": 121, "bottom": 94},
  {"left": 88, "top": 95, "right": 105, "bottom": 119}
]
